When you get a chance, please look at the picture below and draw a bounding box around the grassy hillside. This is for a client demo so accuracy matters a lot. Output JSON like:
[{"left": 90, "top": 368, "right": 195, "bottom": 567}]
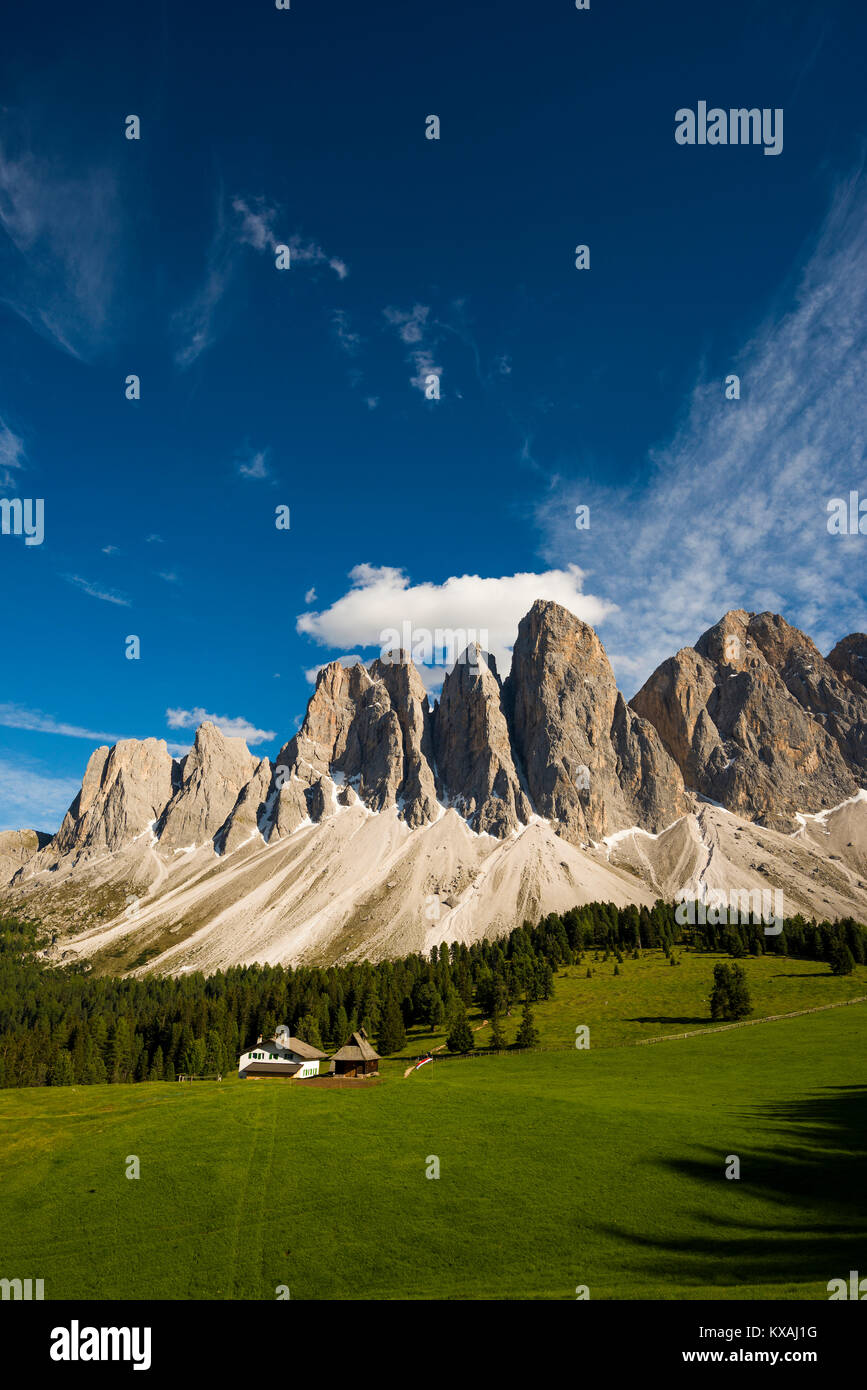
[
  {"left": 397, "top": 948, "right": 867, "bottom": 1054},
  {"left": 1, "top": 1002, "right": 864, "bottom": 1300}
]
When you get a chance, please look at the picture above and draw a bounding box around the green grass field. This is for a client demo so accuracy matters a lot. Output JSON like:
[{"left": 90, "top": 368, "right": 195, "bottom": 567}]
[
  {"left": 1, "top": 968, "right": 865, "bottom": 1300},
  {"left": 398, "top": 948, "right": 867, "bottom": 1053}
]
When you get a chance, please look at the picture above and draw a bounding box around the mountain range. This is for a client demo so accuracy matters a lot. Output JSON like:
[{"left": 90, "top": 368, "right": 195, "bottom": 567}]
[{"left": 3, "top": 601, "right": 866, "bottom": 974}]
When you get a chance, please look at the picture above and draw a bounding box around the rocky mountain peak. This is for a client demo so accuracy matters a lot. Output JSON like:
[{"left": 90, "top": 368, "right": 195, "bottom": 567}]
[
  {"left": 3, "top": 602, "right": 867, "bottom": 971},
  {"left": 632, "top": 610, "right": 867, "bottom": 831},
  {"left": 157, "top": 723, "right": 257, "bottom": 849},
  {"left": 826, "top": 633, "right": 867, "bottom": 693},
  {"left": 504, "top": 599, "right": 690, "bottom": 842},
  {"left": 50, "top": 737, "right": 176, "bottom": 864},
  {"left": 5, "top": 602, "right": 866, "bottom": 953},
  {"left": 433, "top": 648, "right": 531, "bottom": 836}
]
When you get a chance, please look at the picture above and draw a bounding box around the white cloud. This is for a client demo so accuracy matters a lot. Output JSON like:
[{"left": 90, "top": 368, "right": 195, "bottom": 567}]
[
  {"left": 409, "top": 347, "right": 442, "bottom": 394},
  {"left": 0, "top": 703, "right": 121, "bottom": 742},
  {"left": 384, "top": 304, "right": 445, "bottom": 395},
  {"left": 237, "top": 447, "right": 270, "bottom": 480},
  {"left": 62, "top": 574, "right": 131, "bottom": 607},
  {"left": 535, "top": 172, "right": 867, "bottom": 696},
  {"left": 232, "top": 196, "right": 278, "bottom": 252},
  {"left": 165, "top": 707, "right": 276, "bottom": 746},
  {"left": 287, "top": 236, "right": 348, "bottom": 279},
  {"left": 101, "top": 544, "right": 119, "bottom": 555},
  {"left": 296, "top": 563, "right": 614, "bottom": 677},
  {"left": 384, "top": 304, "right": 429, "bottom": 343},
  {"left": 304, "top": 586, "right": 317, "bottom": 603},
  {"left": 0, "top": 758, "right": 82, "bottom": 833}
]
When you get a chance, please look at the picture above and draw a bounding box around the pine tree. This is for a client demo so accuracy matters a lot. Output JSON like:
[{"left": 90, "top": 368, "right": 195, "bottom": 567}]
[
  {"left": 446, "top": 1000, "right": 474, "bottom": 1053},
  {"left": 515, "top": 1002, "right": 539, "bottom": 1049},
  {"left": 334, "top": 1005, "right": 350, "bottom": 1048},
  {"left": 107, "top": 1019, "right": 133, "bottom": 1083},
  {"left": 489, "top": 1011, "right": 507, "bottom": 1052},
  {"left": 428, "top": 989, "right": 445, "bottom": 1032},
  {"left": 829, "top": 941, "right": 856, "bottom": 976},
  {"left": 710, "top": 963, "right": 752, "bottom": 1021},
  {"left": 377, "top": 996, "right": 407, "bottom": 1056},
  {"left": 298, "top": 1013, "right": 323, "bottom": 1049},
  {"left": 49, "top": 1051, "right": 75, "bottom": 1086}
]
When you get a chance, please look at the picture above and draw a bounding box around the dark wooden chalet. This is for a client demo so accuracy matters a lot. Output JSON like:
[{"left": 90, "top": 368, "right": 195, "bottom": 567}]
[{"left": 330, "top": 1029, "right": 381, "bottom": 1077}]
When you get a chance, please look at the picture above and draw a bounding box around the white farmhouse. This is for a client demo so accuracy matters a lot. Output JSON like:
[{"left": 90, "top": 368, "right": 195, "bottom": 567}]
[{"left": 238, "top": 1025, "right": 327, "bottom": 1080}]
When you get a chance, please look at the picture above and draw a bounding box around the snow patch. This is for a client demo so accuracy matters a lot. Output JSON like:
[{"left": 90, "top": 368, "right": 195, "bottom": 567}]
[{"left": 792, "top": 788, "right": 867, "bottom": 834}]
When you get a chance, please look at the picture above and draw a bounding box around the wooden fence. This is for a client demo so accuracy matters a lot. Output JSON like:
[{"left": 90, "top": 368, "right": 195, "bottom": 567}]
[{"left": 633, "top": 994, "right": 867, "bottom": 1045}]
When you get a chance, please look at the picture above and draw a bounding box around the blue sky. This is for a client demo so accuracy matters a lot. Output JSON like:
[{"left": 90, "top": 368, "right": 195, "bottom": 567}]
[{"left": 1, "top": 0, "right": 866, "bottom": 831}]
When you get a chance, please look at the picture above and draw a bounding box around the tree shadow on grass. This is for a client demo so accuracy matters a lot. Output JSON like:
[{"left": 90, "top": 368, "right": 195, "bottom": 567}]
[{"left": 599, "top": 1085, "right": 867, "bottom": 1293}]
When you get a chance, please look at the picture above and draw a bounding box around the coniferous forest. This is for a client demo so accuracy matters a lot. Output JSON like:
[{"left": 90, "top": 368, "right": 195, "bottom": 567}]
[{"left": 0, "top": 903, "right": 864, "bottom": 1088}]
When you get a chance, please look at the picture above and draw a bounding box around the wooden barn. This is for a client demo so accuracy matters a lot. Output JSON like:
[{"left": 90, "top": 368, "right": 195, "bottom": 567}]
[{"left": 330, "top": 1029, "right": 381, "bottom": 1078}]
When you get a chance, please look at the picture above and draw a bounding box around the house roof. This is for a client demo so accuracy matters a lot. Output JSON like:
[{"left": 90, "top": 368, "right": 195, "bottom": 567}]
[
  {"left": 280, "top": 1035, "right": 328, "bottom": 1060},
  {"left": 240, "top": 1060, "right": 303, "bottom": 1077},
  {"left": 331, "top": 1031, "right": 381, "bottom": 1062}
]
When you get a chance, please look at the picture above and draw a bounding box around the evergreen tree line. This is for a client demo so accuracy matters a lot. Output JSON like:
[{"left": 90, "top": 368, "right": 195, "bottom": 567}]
[{"left": 0, "top": 898, "right": 863, "bottom": 1088}]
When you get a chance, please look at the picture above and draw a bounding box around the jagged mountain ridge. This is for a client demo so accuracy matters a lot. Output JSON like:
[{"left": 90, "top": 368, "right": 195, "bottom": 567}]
[{"left": 2, "top": 600, "right": 866, "bottom": 973}]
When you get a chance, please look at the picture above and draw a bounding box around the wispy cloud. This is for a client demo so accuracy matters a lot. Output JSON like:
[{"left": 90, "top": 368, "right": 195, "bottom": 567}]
[
  {"left": 408, "top": 347, "right": 442, "bottom": 394},
  {"left": 288, "top": 236, "right": 348, "bottom": 280},
  {"left": 383, "top": 303, "right": 443, "bottom": 394},
  {"left": 62, "top": 574, "right": 131, "bottom": 607},
  {"left": 165, "top": 707, "right": 276, "bottom": 746},
  {"left": 384, "top": 304, "right": 429, "bottom": 344},
  {"left": 0, "top": 757, "right": 82, "bottom": 833},
  {"left": 0, "top": 135, "right": 123, "bottom": 359},
  {"left": 0, "top": 703, "right": 121, "bottom": 742},
  {"left": 172, "top": 192, "right": 238, "bottom": 369},
  {"left": 0, "top": 414, "right": 26, "bottom": 486},
  {"left": 237, "top": 446, "right": 271, "bottom": 481},
  {"left": 174, "top": 194, "right": 349, "bottom": 367},
  {"left": 232, "top": 195, "right": 278, "bottom": 252},
  {"left": 536, "top": 171, "right": 867, "bottom": 695},
  {"left": 332, "top": 309, "right": 360, "bottom": 355}
]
